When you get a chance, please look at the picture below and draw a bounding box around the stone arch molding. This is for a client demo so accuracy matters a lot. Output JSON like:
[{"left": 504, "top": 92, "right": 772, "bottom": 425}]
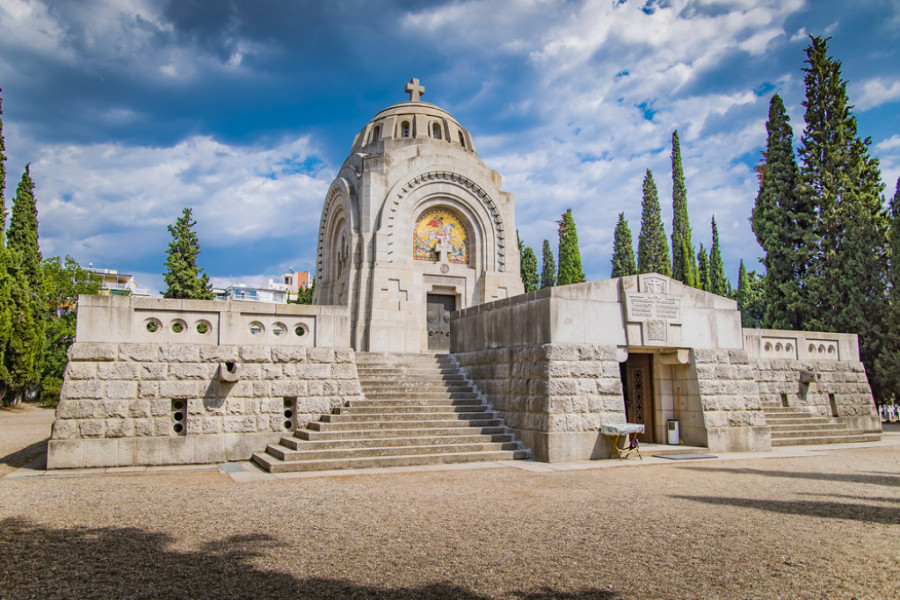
[
  {"left": 383, "top": 171, "right": 506, "bottom": 271},
  {"left": 316, "top": 178, "right": 357, "bottom": 276}
]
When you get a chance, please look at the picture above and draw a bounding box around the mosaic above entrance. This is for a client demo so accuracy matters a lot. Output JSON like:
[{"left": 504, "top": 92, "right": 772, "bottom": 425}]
[{"left": 413, "top": 208, "right": 469, "bottom": 264}]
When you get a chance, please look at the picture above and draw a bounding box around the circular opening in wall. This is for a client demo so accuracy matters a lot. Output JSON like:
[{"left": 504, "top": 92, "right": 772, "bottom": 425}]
[
  {"left": 284, "top": 409, "right": 294, "bottom": 419},
  {"left": 827, "top": 345, "right": 836, "bottom": 354},
  {"left": 785, "top": 343, "right": 793, "bottom": 352},
  {"left": 171, "top": 320, "right": 186, "bottom": 334},
  {"left": 295, "top": 325, "right": 307, "bottom": 337},
  {"left": 818, "top": 344, "right": 826, "bottom": 353},
  {"left": 173, "top": 411, "right": 184, "bottom": 421},
  {"left": 775, "top": 343, "right": 783, "bottom": 352},
  {"left": 272, "top": 322, "right": 286, "bottom": 336},
  {"left": 249, "top": 321, "right": 265, "bottom": 336},
  {"left": 283, "top": 420, "right": 293, "bottom": 430},
  {"left": 145, "top": 319, "right": 161, "bottom": 333},
  {"left": 809, "top": 344, "right": 816, "bottom": 353},
  {"left": 196, "top": 321, "right": 211, "bottom": 335},
  {"left": 283, "top": 398, "right": 292, "bottom": 408},
  {"left": 764, "top": 342, "right": 772, "bottom": 352},
  {"left": 172, "top": 400, "right": 185, "bottom": 411},
  {"left": 173, "top": 423, "right": 184, "bottom": 434}
]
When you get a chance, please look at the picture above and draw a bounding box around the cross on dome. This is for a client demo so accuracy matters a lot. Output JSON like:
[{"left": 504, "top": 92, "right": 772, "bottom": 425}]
[{"left": 405, "top": 78, "right": 425, "bottom": 102}]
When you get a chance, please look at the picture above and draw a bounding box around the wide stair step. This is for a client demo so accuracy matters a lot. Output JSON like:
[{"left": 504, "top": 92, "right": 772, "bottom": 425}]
[
  {"left": 761, "top": 406, "right": 880, "bottom": 447},
  {"left": 252, "top": 352, "right": 529, "bottom": 472}
]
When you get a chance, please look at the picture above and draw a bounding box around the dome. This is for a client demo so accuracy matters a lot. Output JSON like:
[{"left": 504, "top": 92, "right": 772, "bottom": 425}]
[{"left": 350, "top": 78, "right": 476, "bottom": 155}]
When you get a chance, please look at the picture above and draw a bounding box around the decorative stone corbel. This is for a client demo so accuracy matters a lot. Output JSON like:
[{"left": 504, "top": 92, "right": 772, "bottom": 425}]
[
  {"left": 800, "top": 371, "right": 821, "bottom": 384},
  {"left": 219, "top": 362, "right": 241, "bottom": 383},
  {"left": 658, "top": 348, "right": 691, "bottom": 365}
]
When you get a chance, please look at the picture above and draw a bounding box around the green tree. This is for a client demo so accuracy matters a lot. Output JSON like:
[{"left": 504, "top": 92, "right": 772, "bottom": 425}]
[
  {"left": 708, "top": 216, "right": 728, "bottom": 296},
  {"left": 4, "top": 167, "right": 45, "bottom": 402},
  {"left": 540, "top": 239, "right": 556, "bottom": 288},
  {"left": 670, "top": 130, "right": 698, "bottom": 286},
  {"left": 7, "top": 165, "right": 44, "bottom": 295},
  {"left": 0, "top": 86, "right": 11, "bottom": 403},
  {"left": 876, "top": 178, "right": 900, "bottom": 402},
  {"left": 41, "top": 256, "right": 101, "bottom": 406},
  {"left": 293, "top": 278, "right": 315, "bottom": 305},
  {"left": 798, "top": 36, "right": 889, "bottom": 400},
  {"left": 556, "top": 209, "right": 585, "bottom": 285},
  {"left": 610, "top": 212, "right": 636, "bottom": 278},
  {"left": 752, "top": 94, "right": 813, "bottom": 329},
  {"left": 697, "top": 243, "right": 710, "bottom": 292},
  {"left": 163, "top": 208, "right": 213, "bottom": 300},
  {"left": 637, "top": 170, "right": 671, "bottom": 276},
  {"left": 736, "top": 260, "right": 765, "bottom": 328},
  {"left": 518, "top": 231, "right": 540, "bottom": 292}
]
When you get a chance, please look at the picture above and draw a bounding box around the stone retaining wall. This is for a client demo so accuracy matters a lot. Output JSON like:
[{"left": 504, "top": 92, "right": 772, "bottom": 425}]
[
  {"left": 454, "top": 343, "right": 626, "bottom": 462},
  {"left": 693, "top": 348, "right": 771, "bottom": 452},
  {"left": 744, "top": 329, "right": 880, "bottom": 432},
  {"left": 49, "top": 342, "right": 359, "bottom": 469}
]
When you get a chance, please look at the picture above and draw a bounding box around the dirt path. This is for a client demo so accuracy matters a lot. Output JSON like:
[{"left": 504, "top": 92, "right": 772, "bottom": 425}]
[
  {"left": 0, "top": 403, "right": 54, "bottom": 477},
  {"left": 0, "top": 408, "right": 897, "bottom": 599}
]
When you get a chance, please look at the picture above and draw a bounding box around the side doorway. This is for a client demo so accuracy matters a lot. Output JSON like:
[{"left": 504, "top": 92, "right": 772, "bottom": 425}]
[
  {"left": 620, "top": 353, "right": 655, "bottom": 443},
  {"left": 426, "top": 293, "right": 455, "bottom": 352}
]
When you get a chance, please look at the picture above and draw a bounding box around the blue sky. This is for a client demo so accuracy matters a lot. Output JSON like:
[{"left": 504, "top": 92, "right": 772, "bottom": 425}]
[{"left": 1, "top": 0, "right": 899, "bottom": 295}]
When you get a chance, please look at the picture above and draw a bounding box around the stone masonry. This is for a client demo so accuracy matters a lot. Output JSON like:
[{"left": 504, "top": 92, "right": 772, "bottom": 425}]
[
  {"left": 47, "top": 296, "right": 360, "bottom": 469},
  {"left": 454, "top": 344, "right": 626, "bottom": 462}
]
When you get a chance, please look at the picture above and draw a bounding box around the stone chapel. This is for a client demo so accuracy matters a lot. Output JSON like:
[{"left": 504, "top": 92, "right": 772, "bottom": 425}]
[
  {"left": 314, "top": 78, "right": 523, "bottom": 353},
  {"left": 46, "top": 80, "right": 882, "bottom": 471}
]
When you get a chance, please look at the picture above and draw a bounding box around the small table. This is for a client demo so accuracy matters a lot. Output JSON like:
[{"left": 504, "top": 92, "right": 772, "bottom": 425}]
[{"left": 600, "top": 423, "right": 645, "bottom": 460}]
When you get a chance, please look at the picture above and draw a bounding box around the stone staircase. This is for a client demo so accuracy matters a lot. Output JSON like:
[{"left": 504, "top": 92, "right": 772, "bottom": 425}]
[
  {"left": 252, "top": 353, "right": 529, "bottom": 472},
  {"left": 762, "top": 404, "right": 880, "bottom": 446}
]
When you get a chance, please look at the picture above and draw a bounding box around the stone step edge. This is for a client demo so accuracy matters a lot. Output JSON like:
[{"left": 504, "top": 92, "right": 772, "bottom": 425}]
[
  {"left": 266, "top": 441, "right": 525, "bottom": 461},
  {"left": 251, "top": 449, "right": 530, "bottom": 473},
  {"left": 279, "top": 433, "right": 515, "bottom": 450}
]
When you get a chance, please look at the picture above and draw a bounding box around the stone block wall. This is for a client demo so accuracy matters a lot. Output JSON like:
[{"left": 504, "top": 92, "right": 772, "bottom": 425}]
[
  {"left": 744, "top": 329, "right": 880, "bottom": 432},
  {"left": 692, "top": 348, "right": 771, "bottom": 452},
  {"left": 454, "top": 343, "right": 626, "bottom": 462}
]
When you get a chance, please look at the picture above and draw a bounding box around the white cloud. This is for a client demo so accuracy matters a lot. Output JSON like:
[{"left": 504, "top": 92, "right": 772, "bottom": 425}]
[
  {"left": 30, "top": 134, "right": 333, "bottom": 276},
  {"left": 875, "top": 135, "right": 900, "bottom": 153},
  {"left": 853, "top": 77, "right": 900, "bottom": 111}
]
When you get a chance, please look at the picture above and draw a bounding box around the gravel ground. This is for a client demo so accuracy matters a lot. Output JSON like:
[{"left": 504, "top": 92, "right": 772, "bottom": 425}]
[
  {"left": 0, "top": 404, "right": 53, "bottom": 477},
  {"left": 0, "top": 409, "right": 898, "bottom": 600}
]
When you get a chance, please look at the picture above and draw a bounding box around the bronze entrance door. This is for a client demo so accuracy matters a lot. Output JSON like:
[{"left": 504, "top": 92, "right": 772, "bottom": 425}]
[
  {"left": 621, "top": 353, "right": 654, "bottom": 443},
  {"left": 426, "top": 294, "right": 455, "bottom": 352}
]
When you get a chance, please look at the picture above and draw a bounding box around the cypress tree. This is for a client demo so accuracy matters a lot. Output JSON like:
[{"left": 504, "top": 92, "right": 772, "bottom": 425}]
[
  {"left": 697, "top": 244, "right": 710, "bottom": 292},
  {"left": 163, "top": 208, "right": 214, "bottom": 300},
  {"left": 876, "top": 179, "right": 900, "bottom": 400},
  {"left": 0, "top": 88, "right": 12, "bottom": 403},
  {"left": 610, "top": 212, "right": 636, "bottom": 278},
  {"left": 518, "top": 230, "right": 539, "bottom": 292},
  {"left": 670, "top": 130, "right": 698, "bottom": 286},
  {"left": 752, "top": 94, "right": 812, "bottom": 329},
  {"left": 540, "top": 240, "right": 556, "bottom": 288},
  {"left": 7, "top": 165, "right": 44, "bottom": 294},
  {"left": 637, "top": 170, "right": 671, "bottom": 276},
  {"left": 708, "top": 216, "right": 728, "bottom": 296},
  {"left": 521, "top": 246, "right": 539, "bottom": 292},
  {"left": 736, "top": 260, "right": 765, "bottom": 328},
  {"left": 5, "top": 167, "right": 45, "bottom": 399},
  {"left": 556, "top": 209, "right": 585, "bottom": 285},
  {"left": 798, "top": 36, "right": 888, "bottom": 400}
]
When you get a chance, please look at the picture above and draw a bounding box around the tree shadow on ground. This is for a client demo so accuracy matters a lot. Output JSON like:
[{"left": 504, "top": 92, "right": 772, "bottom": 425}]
[
  {"left": 0, "top": 518, "right": 618, "bottom": 600},
  {"left": 795, "top": 491, "right": 900, "bottom": 504},
  {"left": 675, "top": 466, "right": 900, "bottom": 487},
  {"left": 0, "top": 438, "right": 47, "bottom": 470},
  {"left": 673, "top": 495, "right": 900, "bottom": 525}
]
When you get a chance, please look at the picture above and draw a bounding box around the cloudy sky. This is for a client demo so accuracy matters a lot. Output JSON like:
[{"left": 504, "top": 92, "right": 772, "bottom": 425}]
[{"left": 1, "top": 0, "right": 899, "bottom": 295}]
